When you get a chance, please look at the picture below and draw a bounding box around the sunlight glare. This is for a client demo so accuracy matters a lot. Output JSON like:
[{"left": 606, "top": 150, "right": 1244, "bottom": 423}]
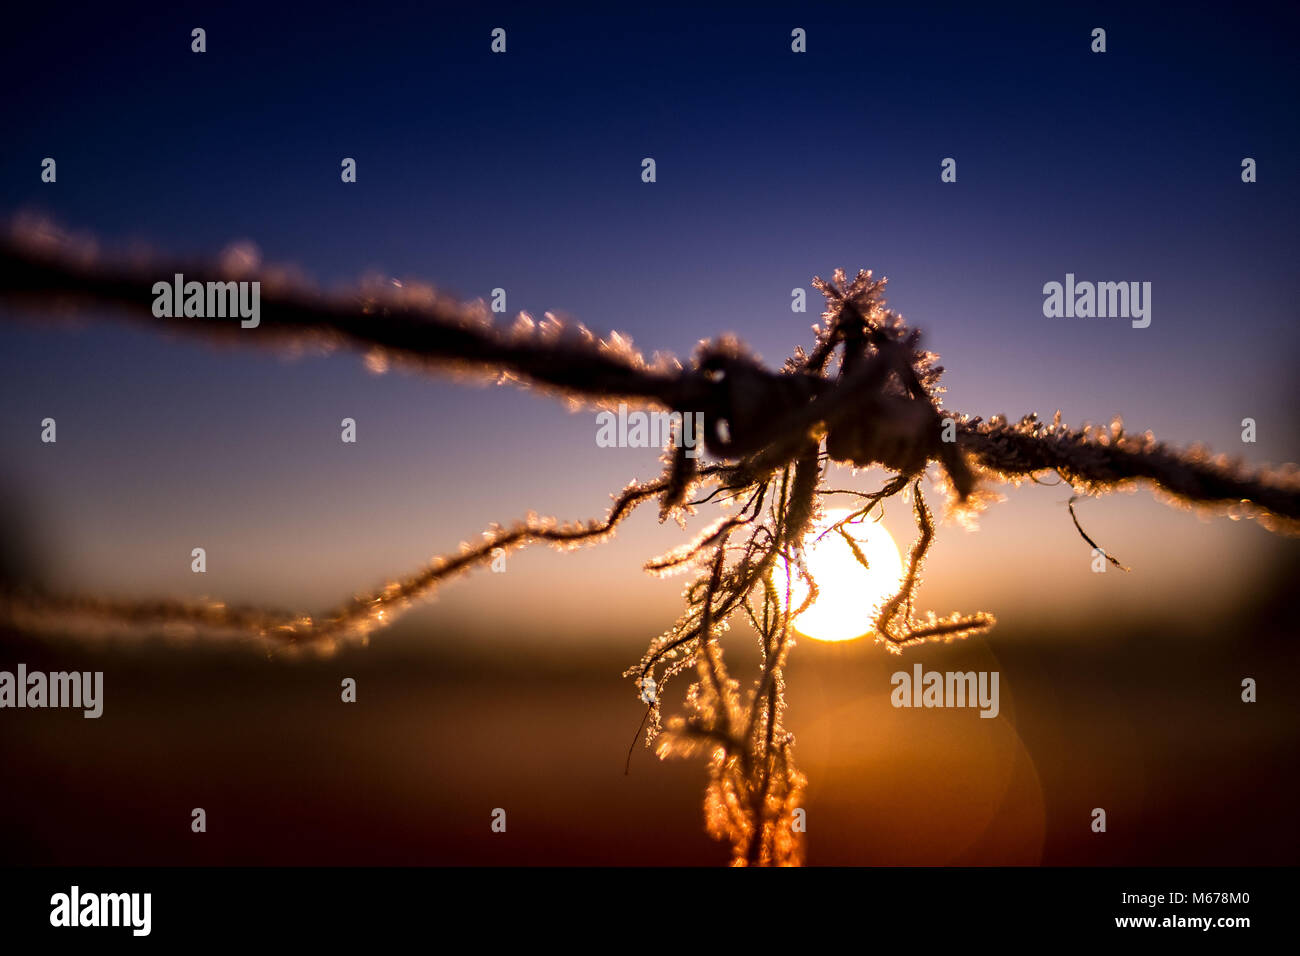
[{"left": 785, "top": 507, "right": 905, "bottom": 642}]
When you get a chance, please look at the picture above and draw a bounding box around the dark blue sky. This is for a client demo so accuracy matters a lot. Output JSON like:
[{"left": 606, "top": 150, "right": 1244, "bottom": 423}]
[{"left": 1, "top": 2, "right": 1296, "bottom": 637}]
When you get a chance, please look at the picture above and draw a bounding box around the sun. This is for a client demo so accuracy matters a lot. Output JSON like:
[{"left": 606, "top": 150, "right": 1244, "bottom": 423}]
[{"left": 785, "top": 507, "right": 906, "bottom": 642}]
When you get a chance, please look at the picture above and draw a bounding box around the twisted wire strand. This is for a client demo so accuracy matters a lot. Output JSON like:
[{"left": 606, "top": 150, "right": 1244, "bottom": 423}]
[{"left": 2, "top": 223, "right": 1297, "bottom": 648}]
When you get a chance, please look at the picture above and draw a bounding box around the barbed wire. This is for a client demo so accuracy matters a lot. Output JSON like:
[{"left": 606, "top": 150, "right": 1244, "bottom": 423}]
[
  {"left": 1, "top": 220, "right": 1296, "bottom": 648},
  {"left": 4, "top": 219, "right": 1297, "bottom": 865}
]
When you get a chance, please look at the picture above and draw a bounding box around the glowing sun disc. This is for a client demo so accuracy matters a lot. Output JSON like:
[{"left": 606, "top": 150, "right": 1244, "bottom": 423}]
[{"left": 785, "top": 507, "right": 905, "bottom": 642}]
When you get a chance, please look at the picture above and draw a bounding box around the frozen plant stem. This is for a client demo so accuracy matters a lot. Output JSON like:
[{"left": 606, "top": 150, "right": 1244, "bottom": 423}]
[{"left": 3, "top": 223, "right": 1299, "bottom": 865}]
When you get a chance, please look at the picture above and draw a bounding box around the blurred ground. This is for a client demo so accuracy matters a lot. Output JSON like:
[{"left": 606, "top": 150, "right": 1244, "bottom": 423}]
[{"left": 1, "top": 546, "right": 1295, "bottom": 866}]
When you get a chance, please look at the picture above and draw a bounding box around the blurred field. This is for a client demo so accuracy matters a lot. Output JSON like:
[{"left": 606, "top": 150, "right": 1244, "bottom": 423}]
[{"left": 2, "top": 549, "right": 1295, "bottom": 866}]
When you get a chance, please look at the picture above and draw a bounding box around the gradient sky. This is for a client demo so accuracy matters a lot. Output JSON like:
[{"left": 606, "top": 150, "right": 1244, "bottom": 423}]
[{"left": 1, "top": 2, "right": 1297, "bottom": 646}]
